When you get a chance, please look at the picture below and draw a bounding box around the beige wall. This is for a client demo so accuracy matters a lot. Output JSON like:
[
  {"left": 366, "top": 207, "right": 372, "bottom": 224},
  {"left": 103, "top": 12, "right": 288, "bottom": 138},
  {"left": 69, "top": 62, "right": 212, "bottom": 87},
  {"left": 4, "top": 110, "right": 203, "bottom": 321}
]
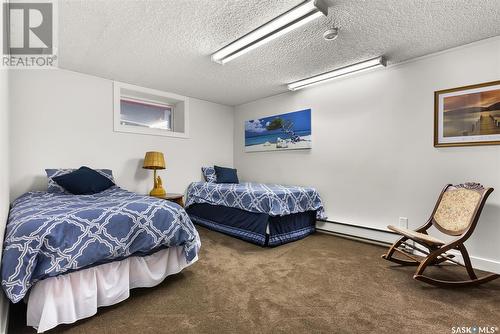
[
  {"left": 234, "top": 37, "right": 500, "bottom": 271},
  {"left": 8, "top": 69, "right": 234, "bottom": 200}
]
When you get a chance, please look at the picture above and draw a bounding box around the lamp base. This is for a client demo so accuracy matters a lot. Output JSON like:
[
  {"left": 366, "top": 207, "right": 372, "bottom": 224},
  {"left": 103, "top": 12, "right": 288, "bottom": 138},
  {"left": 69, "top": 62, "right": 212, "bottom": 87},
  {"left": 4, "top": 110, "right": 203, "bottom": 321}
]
[
  {"left": 150, "top": 187, "right": 167, "bottom": 198},
  {"left": 149, "top": 172, "right": 166, "bottom": 198}
]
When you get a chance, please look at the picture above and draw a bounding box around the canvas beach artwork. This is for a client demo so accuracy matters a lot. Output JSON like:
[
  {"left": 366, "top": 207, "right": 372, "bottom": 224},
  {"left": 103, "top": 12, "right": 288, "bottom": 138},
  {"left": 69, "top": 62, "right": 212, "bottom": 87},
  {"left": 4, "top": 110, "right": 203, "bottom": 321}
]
[
  {"left": 245, "top": 109, "right": 312, "bottom": 152},
  {"left": 435, "top": 81, "right": 500, "bottom": 147}
]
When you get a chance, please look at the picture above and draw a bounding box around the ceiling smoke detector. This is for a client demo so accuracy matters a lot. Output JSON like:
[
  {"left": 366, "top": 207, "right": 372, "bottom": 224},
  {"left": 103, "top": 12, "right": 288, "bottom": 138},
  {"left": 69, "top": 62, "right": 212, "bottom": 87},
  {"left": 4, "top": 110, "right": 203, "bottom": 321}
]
[{"left": 323, "top": 27, "right": 339, "bottom": 41}]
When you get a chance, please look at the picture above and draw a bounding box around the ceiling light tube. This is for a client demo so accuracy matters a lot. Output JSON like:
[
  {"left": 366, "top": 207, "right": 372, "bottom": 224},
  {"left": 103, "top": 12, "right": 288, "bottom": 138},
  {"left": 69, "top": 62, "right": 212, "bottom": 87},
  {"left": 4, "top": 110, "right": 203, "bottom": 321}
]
[
  {"left": 211, "top": 0, "right": 328, "bottom": 64},
  {"left": 287, "top": 56, "right": 387, "bottom": 91}
]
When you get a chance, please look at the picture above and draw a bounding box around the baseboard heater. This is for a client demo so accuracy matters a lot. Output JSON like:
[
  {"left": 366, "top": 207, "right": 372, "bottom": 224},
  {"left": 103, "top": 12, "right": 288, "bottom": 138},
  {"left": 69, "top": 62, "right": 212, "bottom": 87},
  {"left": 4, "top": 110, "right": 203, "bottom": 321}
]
[
  {"left": 315, "top": 219, "right": 398, "bottom": 247},
  {"left": 316, "top": 220, "right": 500, "bottom": 274}
]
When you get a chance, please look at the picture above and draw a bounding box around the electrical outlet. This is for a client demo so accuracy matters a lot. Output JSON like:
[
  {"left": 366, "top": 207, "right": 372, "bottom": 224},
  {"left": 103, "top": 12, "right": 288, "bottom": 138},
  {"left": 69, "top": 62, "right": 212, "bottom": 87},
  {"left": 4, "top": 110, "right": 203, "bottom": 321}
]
[
  {"left": 399, "top": 217, "right": 408, "bottom": 229},
  {"left": 398, "top": 217, "right": 414, "bottom": 253}
]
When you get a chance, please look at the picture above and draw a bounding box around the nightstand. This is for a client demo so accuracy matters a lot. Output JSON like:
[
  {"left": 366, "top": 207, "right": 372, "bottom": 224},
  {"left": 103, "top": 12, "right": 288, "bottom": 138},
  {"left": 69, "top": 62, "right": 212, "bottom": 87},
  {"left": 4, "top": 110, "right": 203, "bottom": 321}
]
[{"left": 153, "top": 193, "right": 184, "bottom": 207}]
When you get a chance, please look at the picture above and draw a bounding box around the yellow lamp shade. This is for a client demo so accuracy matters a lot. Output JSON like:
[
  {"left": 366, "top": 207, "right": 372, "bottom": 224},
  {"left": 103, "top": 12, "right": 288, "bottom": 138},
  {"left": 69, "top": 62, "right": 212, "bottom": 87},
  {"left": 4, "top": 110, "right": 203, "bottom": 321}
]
[{"left": 143, "top": 151, "right": 166, "bottom": 170}]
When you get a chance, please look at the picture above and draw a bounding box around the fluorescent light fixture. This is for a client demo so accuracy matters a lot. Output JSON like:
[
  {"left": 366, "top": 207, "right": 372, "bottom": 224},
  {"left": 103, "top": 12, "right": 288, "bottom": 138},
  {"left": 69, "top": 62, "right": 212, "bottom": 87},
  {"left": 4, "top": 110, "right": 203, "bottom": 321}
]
[
  {"left": 287, "top": 56, "right": 387, "bottom": 91},
  {"left": 211, "top": 0, "right": 328, "bottom": 64}
]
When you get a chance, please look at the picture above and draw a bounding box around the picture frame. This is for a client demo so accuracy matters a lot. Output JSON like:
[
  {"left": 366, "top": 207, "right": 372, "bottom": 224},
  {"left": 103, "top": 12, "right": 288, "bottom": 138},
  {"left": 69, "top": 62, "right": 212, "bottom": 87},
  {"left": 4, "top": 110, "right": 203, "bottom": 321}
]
[
  {"left": 244, "top": 109, "right": 312, "bottom": 152},
  {"left": 434, "top": 80, "right": 500, "bottom": 147}
]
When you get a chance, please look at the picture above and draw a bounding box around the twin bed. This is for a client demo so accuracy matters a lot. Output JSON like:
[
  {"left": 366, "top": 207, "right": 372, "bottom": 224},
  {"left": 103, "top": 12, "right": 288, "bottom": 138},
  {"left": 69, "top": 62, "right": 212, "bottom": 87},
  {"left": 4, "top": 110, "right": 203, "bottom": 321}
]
[
  {"left": 1, "top": 166, "right": 324, "bottom": 332},
  {"left": 2, "top": 184, "right": 200, "bottom": 332},
  {"left": 185, "top": 181, "right": 326, "bottom": 246}
]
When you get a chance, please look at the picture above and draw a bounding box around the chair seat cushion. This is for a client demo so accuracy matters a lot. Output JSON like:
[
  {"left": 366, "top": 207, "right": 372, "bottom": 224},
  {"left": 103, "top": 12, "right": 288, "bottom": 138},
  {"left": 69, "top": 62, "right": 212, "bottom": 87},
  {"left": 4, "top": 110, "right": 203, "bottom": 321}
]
[{"left": 387, "top": 225, "right": 445, "bottom": 246}]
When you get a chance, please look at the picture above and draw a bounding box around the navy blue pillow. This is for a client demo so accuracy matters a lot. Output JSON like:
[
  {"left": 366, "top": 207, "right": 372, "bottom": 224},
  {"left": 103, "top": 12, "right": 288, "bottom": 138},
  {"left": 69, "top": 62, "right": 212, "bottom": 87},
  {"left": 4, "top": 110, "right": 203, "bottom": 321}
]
[
  {"left": 214, "top": 166, "right": 239, "bottom": 184},
  {"left": 53, "top": 166, "right": 115, "bottom": 195}
]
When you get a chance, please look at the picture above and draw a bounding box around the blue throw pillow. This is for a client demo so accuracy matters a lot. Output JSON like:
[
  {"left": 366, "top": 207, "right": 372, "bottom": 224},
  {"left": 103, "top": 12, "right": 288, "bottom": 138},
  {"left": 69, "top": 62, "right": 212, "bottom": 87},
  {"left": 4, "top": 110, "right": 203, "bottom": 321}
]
[
  {"left": 46, "top": 168, "right": 115, "bottom": 193},
  {"left": 214, "top": 166, "right": 239, "bottom": 184},
  {"left": 201, "top": 167, "right": 217, "bottom": 183},
  {"left": 53, "top": 166, "right": 115, "bottom": 195}
]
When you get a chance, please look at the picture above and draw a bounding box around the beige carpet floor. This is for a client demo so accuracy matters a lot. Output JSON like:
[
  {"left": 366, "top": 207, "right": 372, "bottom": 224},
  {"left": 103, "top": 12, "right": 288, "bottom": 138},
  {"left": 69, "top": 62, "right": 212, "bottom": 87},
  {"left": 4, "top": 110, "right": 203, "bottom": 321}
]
[{"left": 9, "top": 227, "right": 500, "bottom": 334}]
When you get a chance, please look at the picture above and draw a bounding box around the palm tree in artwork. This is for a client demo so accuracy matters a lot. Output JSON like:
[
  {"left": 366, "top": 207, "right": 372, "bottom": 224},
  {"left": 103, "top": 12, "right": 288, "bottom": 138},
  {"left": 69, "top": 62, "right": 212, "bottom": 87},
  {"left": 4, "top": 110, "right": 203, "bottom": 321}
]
[{"left": 265, "top": 118, "right": 302, "bottom": 143}]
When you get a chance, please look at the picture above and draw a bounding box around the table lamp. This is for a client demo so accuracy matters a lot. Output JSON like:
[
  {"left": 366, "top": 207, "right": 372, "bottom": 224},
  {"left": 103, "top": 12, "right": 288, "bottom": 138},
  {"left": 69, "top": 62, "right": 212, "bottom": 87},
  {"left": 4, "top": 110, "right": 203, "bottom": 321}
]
[{"left": 143, "top": 151, "right": 166, "bottom": 197}]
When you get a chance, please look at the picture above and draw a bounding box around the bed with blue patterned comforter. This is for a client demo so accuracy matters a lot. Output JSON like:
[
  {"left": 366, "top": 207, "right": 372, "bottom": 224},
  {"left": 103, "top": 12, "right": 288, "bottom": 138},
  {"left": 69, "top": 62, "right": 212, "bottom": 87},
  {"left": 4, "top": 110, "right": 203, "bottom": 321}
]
[
  {"left": 185, "top": 182, "right": 326, "bottom": 246},
  {"left": 1, "top": 187, "right": 200, "bottom": 303},
  {"left": 186, "top": 182, "right": 326, "bottom": 219}
]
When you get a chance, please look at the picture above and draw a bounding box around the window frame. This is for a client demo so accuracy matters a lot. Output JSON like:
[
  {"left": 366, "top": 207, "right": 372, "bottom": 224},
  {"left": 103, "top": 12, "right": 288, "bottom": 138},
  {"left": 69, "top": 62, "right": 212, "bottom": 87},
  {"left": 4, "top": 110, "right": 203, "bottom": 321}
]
[
  {"left": 113, "top": 81, "right": 189, "bottom": 138},
  {"left": 120, "top": 96, "right": 175, "bottom": 131}
]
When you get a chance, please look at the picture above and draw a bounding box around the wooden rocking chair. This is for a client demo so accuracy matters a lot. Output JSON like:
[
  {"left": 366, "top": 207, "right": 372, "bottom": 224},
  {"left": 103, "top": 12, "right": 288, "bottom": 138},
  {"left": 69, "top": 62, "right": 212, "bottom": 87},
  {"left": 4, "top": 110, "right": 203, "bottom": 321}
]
[{"left": 382, "top": 183, "right": 499, "bottom": 287}]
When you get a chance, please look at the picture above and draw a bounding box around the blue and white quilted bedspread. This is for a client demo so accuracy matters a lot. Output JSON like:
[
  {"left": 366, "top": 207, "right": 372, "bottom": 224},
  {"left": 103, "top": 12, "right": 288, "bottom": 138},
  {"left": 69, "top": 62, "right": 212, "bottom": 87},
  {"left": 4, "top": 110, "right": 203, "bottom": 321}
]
[
  {"left": 186, "top": 182, "right": 326, "bottom": 219},
  {"left": 1, "top": 187, "right": 200, "bottom": 303}
]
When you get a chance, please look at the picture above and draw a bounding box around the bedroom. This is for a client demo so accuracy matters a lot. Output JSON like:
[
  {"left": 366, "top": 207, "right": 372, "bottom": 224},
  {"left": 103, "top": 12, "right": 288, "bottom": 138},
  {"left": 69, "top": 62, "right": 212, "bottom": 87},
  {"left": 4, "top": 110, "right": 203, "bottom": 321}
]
[{"left": 1, "top": 0, "right": 500, "bottom": 333}]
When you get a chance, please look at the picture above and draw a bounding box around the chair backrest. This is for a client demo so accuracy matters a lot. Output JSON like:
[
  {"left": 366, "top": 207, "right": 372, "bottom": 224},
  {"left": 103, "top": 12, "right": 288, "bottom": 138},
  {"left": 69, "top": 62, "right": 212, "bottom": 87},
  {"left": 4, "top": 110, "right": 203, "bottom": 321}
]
[{"left": 432, "top": 183, "right": 493, "bottom": 236}]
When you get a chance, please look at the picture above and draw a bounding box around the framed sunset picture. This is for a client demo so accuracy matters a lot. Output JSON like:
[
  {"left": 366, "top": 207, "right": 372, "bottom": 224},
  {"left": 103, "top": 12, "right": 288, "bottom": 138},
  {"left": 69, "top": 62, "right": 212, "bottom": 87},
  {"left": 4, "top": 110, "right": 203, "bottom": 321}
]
[{"left": 435, "top": 80, "right": 500, "bottom": 147}]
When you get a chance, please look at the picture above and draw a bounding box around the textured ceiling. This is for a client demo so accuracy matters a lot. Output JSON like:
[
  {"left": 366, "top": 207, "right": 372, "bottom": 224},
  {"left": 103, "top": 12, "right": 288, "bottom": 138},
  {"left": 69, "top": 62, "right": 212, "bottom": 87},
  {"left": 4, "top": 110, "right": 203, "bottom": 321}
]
[{"left": 58, "top": 0, "right": 500, "bottom": 106}]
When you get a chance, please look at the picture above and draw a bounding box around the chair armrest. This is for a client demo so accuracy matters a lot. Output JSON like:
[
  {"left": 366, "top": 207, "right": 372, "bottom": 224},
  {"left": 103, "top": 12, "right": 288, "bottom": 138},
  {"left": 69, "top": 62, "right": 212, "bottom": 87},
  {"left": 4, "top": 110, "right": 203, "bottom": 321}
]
[{"left": 415, "top": 218, "right": 433, "bottom": 233}]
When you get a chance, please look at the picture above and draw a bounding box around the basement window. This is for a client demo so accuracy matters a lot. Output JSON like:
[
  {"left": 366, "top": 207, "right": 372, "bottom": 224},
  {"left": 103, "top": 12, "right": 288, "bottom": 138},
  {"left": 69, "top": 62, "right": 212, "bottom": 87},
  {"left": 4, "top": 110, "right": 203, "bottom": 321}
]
[
  {"left": 120, "top": 98, "right": 173, "bottom": 131},
  {"left": 113, "top": 82, "right": 189, "bottom": 138}
]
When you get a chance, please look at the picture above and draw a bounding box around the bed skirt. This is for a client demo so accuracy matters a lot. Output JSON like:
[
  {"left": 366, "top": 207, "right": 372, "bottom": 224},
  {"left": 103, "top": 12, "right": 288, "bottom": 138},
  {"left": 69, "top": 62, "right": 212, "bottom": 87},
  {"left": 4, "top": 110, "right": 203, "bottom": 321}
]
[
  {"left": 26, "top": 246, "right": 198, "bottom": 333},
  {"left": 186, "top": 204, "right": 316, "bottom": 246}
]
